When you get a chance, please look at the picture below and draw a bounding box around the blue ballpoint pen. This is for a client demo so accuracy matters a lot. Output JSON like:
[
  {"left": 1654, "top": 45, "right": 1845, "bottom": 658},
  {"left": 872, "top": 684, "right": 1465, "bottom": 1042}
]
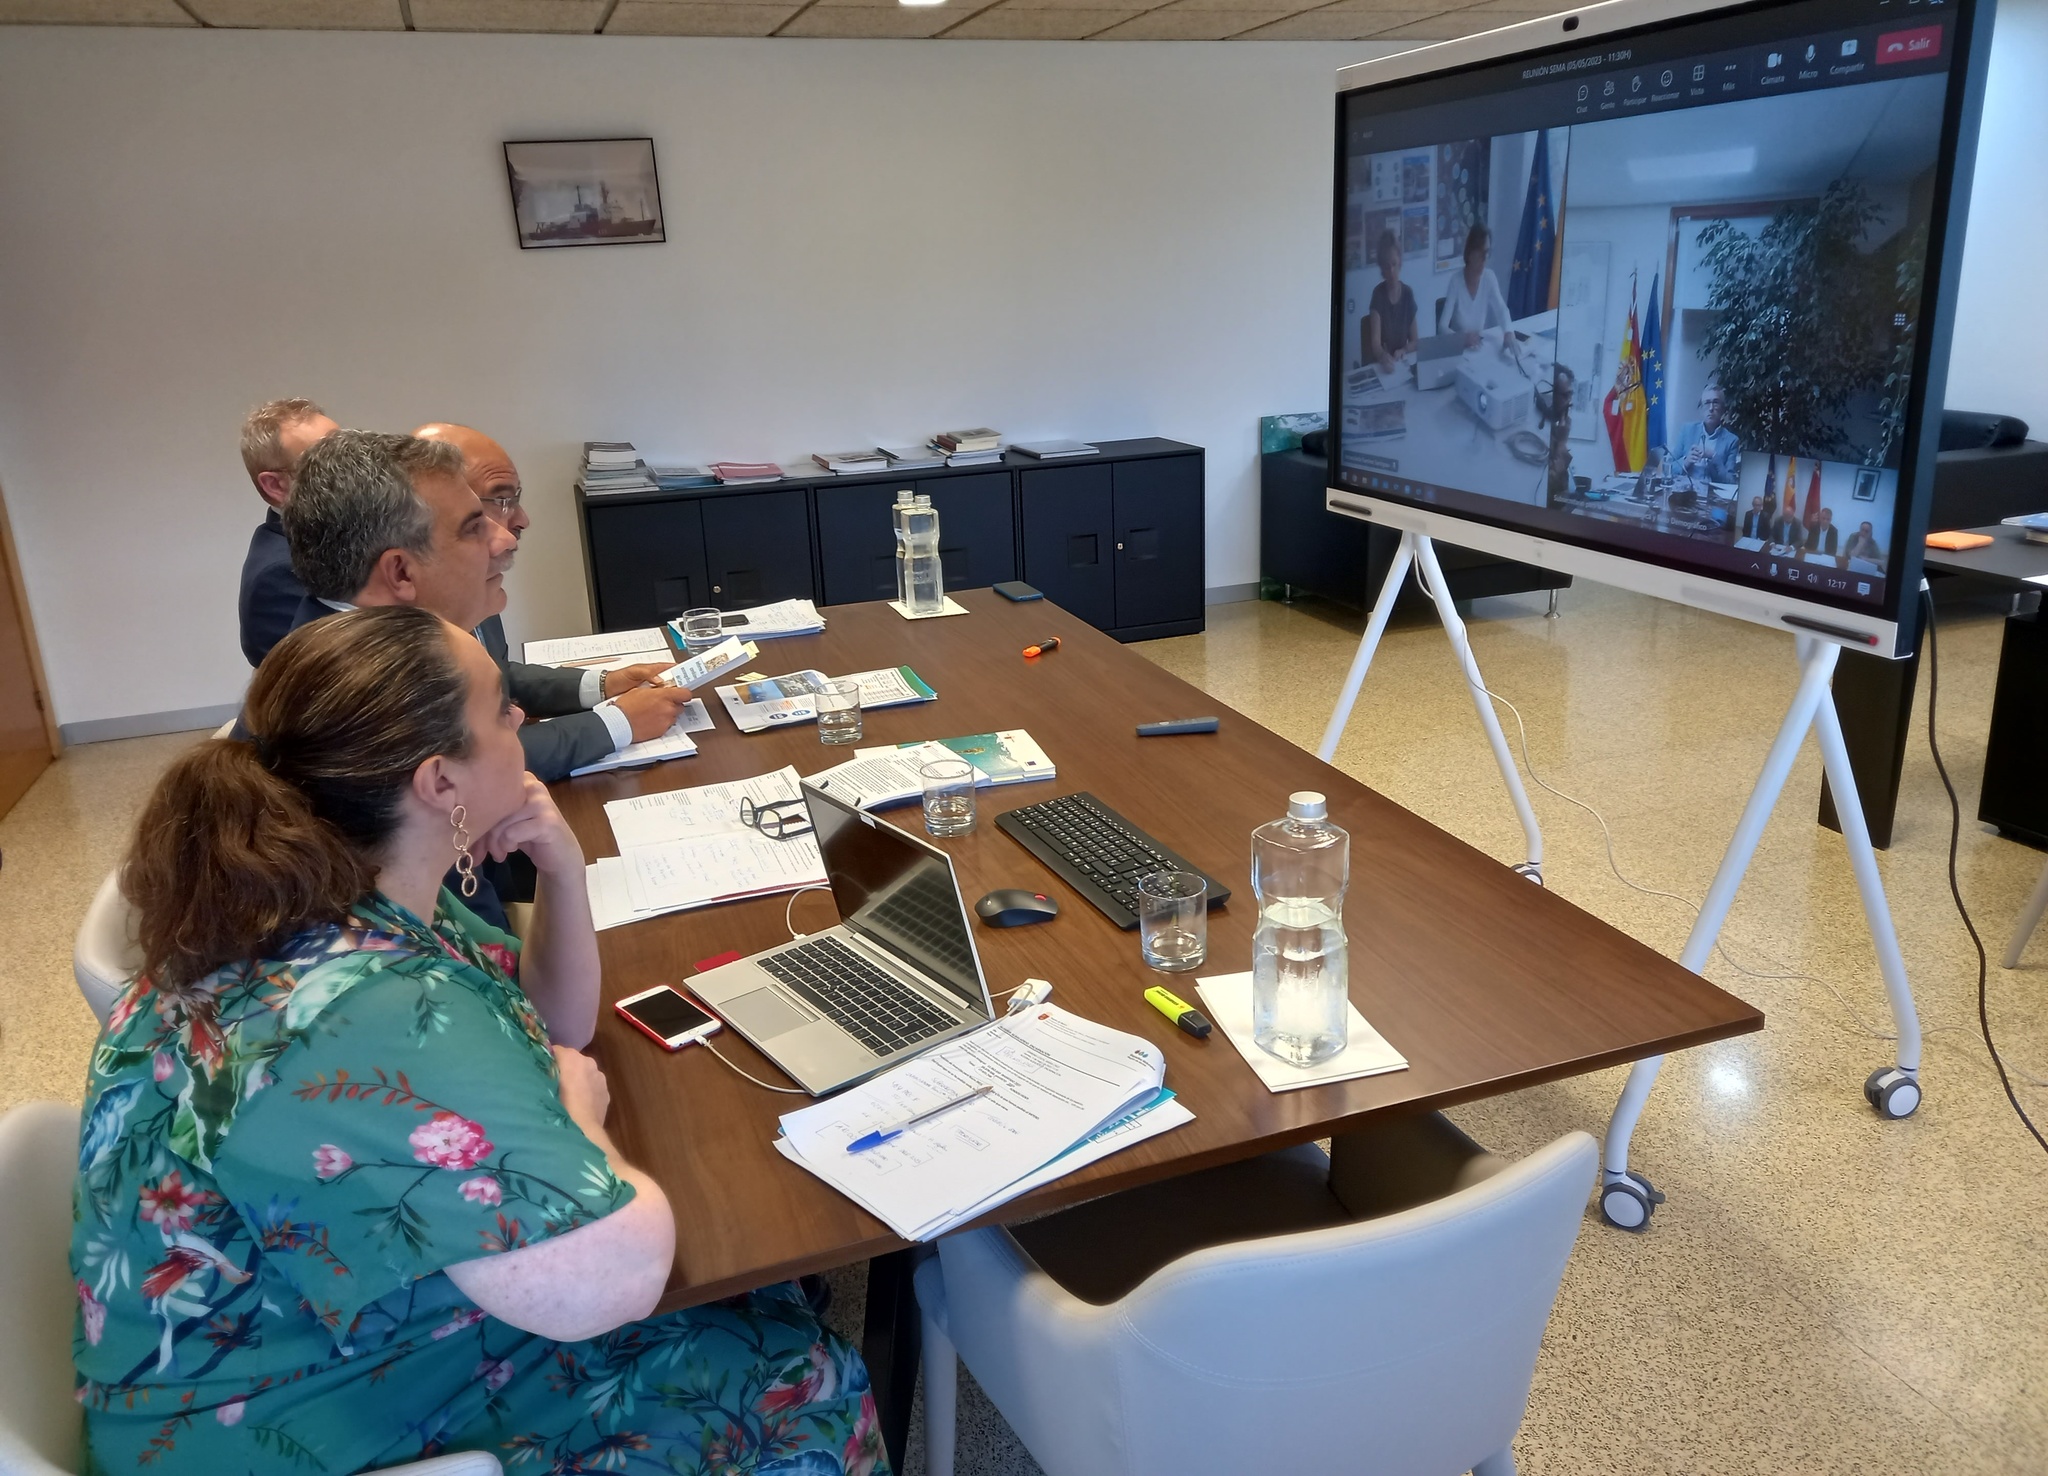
[{"left": 845, "top": 1085, "right": 996, "bottom": 1153}]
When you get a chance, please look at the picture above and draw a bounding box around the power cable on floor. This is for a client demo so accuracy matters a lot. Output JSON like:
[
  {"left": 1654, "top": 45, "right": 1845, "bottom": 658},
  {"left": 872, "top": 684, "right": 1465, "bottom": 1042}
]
[{"left": 1920, "top": 586, "right": 2048, "bottom": 1155}]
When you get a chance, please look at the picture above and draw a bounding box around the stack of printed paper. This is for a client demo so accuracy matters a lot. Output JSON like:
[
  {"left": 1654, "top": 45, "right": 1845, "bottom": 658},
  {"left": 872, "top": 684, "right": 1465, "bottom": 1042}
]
[
  {"left": 522, "top": 627, "right": 673, "bottom": 669},
  {"left": 667, "top": 599, "right": 825, "bottom": 647},
  {"left": 586, "top": 766, "right": 827, "bottom": 931},
  {"left": 773, "top": 1004, "right": 1191, "bottom": 1241}
]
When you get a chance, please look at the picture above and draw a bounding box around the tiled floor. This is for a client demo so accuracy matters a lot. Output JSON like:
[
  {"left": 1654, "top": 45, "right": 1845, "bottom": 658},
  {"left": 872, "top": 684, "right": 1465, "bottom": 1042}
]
[{"left": 6, "top": 585, "right": 2046, "bottom": 1473}]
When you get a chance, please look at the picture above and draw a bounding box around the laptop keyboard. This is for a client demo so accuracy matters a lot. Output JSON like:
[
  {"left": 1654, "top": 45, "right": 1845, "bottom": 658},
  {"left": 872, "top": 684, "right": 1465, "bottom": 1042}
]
[{"left": 760, "top": 936, "right": 957, "bottom": 1057}]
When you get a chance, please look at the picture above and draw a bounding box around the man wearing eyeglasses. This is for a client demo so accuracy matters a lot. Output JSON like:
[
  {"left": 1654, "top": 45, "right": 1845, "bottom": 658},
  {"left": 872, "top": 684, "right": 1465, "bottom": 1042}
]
[{"left": 414, "top": 422, "right": 693, "bottom": 781}]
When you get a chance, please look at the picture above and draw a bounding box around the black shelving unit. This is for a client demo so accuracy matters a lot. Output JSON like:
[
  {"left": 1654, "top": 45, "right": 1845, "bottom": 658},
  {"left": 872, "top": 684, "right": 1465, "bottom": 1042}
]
[{"left": 578, "top": 438, "right": 1205, "bottom": 642}]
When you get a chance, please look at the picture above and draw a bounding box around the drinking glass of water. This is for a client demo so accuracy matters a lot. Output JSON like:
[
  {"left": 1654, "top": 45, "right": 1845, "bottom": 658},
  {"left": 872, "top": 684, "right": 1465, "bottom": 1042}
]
[
  {"left": 679, "top": 607, "right": 723, "bottom": 653},
  {"left": 815, "top": 680, "right": 863, "bottom": 746},
  {"left": 920, "top": 758, "right": 977, "bottom": 836},
  {"left": 1137, "top": 871, "right": 1207, "bottom": 973}
]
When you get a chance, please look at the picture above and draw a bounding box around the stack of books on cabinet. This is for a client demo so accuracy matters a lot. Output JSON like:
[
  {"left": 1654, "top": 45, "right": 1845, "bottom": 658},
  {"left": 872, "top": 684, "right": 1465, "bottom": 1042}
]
[
  {"left": 651, "top": 464, "right": 717, "bottom": 491},
  {"left": 709, "top": 461, "right": 784, "bottom": 485},
  {"left": 579, "top": 442, "right": 659, "bottom": 497},
  {"left": 812, "top": 449, "right": 891, "bottom": 475},
  {"left": 932, "top": 428, "right": 1004, "bottom": 467}
]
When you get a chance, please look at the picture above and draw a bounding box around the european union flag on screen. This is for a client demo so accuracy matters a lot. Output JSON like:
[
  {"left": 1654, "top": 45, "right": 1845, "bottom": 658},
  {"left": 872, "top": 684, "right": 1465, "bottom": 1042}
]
[
  {"left": 1508, "top": 131, "right": 1556, "bottom": 319},
  {"left": 1642, "top": 273, "right": 1666, "bottom": 454}
]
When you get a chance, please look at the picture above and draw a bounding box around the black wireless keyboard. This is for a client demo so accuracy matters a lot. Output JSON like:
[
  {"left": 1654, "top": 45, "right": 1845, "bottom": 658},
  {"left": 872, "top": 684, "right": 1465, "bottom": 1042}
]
[{"left": 994, "top": 791, "right": 1230, "bottom": 930}]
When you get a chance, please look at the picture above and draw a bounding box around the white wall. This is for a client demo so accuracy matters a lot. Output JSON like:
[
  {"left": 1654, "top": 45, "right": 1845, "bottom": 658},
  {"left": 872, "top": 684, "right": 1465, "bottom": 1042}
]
[
  {"left": 1945, "top": 0, "right": 2048, "bottom": 431},
  {"left": 0, "top": 28, "right": 1388, "bottom": 731}
]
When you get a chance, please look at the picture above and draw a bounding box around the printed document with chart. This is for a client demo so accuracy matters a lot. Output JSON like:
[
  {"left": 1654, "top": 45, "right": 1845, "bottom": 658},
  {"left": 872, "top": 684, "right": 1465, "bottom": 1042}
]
[{"left": 773, "top": 1003, "right": 1187, "bottom": 1241}]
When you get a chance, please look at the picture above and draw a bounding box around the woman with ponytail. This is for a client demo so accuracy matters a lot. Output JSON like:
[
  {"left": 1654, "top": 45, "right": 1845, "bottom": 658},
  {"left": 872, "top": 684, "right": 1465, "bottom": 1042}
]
[{"left": 71, "top": 606, "right": 886, "bottom": 1476}]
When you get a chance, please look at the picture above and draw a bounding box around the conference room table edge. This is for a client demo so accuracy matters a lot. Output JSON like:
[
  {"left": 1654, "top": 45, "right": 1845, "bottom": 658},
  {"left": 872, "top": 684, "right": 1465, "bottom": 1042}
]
[
  {"left": 544, "top": 587, "right": 1763, "bottom": 1318},
  {"left": 638, "top": 1010, "right": 1759, "bottom": 1311}
]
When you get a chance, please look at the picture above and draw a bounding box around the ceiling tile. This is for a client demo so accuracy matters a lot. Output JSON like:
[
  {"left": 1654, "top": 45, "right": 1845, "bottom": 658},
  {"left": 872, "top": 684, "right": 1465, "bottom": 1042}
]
[
  {"left": 778, "top": 2, "right": 955, "bottom": 33},
  {"left": 411, "top": 0, "right": 606, "bottom": 29},
  {"left": 941, "top": 4, "right": 1133, "bottom": 34},
  {"left": 1092, "top": 5, "right": 1295, "bottom": 37},
  {"left": 186, "top": 0, "right": 403, "bottom": 25},
  {"left": 604, "top": 0, "right": 796, "bottom": 28},
  {"left": 983, "top": 0, "right": 1154, "bottom": 10},
  {"left": 0, "top": 0, "right": 197, "bottom": 20},
  {"left": 1235, "top": 8, "right": 1439, "bottom": 37}
]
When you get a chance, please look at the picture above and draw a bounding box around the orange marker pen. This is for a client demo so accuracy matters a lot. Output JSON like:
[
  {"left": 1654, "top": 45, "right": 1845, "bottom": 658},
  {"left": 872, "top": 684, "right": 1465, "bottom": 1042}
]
[{"left": 1022, "top": 636, "right": 1062, "bottom": 659}]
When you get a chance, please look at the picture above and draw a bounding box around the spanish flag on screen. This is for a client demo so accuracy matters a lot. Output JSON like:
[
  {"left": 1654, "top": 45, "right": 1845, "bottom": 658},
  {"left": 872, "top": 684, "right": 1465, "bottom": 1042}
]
[{"left": 1603, "top": 278, "right": 1647, "bottom": 473}]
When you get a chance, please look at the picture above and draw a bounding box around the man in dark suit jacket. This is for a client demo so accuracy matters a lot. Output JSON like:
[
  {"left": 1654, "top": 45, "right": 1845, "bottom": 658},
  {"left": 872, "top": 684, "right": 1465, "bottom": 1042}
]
[
  {"left": 1804, "top": 507, "right": 1839, "bottom": 555},
  {"left": 237, "top": 398, "right": 338, "bottom": 666},
  {"left": 1739, "top": 496, "right": 1773, "bottom": 540},
  {"left": 282, "top": 429, "right": 693, "bottom": 783},
  {"left": 411, "top": 422, "right": 686, "bottom": 779}
]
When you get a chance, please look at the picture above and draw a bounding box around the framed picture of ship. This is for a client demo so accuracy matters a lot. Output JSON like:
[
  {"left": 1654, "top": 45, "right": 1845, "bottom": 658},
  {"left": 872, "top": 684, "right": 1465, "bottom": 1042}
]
[{"left": 503, "top": 138, "right": 664, "bottom": 250}]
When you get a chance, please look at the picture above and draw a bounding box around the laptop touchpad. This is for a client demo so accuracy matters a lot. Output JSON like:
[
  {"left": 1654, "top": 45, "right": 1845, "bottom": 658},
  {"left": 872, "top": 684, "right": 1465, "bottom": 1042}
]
[{"left": 722, "top": 987, "right": 813, "bottom": 1040}]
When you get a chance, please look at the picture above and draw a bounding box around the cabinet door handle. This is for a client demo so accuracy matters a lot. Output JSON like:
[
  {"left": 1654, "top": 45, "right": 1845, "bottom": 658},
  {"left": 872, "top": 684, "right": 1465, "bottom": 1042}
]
[
  {"left": 712, "top": 584, "right": 722, "bottom": 594},
  {"left": 1116, "top": 542, "right": 1125, "bottom": 551}
]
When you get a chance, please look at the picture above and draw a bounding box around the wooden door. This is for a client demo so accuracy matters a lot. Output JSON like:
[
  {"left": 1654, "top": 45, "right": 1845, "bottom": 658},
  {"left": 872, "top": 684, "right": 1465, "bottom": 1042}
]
[{"left": 0, "top": 479, "right": 57, "bottom": 821}]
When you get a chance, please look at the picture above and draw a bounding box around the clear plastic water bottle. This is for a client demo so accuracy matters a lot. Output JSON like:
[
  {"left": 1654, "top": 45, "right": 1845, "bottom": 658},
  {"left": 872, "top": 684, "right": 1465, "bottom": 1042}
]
[
  {"left": 892, "top": 492, "right": 944, "bottom": 615},
  {"left": 1251, "top": 791, "right": 1350, "bottom": 1066}
]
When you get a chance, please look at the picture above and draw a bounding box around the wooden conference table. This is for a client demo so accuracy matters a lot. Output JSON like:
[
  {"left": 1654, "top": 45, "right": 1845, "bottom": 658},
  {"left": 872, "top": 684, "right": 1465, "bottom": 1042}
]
[{"left": 550, "top": 588, "right": 1762, "bottom": 1465}]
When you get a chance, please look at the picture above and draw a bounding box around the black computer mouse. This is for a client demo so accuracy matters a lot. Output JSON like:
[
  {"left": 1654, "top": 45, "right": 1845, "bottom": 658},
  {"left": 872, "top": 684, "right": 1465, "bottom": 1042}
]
[{"left": 974, "top": 889, "right": 1060, "bottom": 927}]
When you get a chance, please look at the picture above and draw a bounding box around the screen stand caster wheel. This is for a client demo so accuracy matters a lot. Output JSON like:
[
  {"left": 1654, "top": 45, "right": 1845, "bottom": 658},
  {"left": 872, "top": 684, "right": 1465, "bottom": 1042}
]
[
  {"left": 1599, "top": 1170, "right": 1666, "bottom": 1231},
  {"left": 1864, "top": 1067, "right": 1921, "bottom": 1119}
]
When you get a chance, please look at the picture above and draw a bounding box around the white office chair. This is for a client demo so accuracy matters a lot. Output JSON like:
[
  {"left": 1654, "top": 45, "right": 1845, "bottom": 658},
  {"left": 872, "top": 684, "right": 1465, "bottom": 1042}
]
[
  {"left": 69, "top": 723, "right": 238, "bottom": 1025},
  {"left": 915, "top": 1115, "right": 1598, "bottom": 1476},
  {"left": 2003, "top": 856, "right": 2048, "bottom": 969},
  {"left": 0, "top": 1102, "right": 500, "bottom": 1476},
  {"left": 72, "top": 870, "right": 141, "bottom": 1026}
]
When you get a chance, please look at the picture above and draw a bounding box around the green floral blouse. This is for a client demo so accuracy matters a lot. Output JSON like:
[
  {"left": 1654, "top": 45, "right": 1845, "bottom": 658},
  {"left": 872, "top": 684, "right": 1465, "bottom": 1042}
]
[{"left": 70, "top": 891, "right": 886, "bottom": 1476}]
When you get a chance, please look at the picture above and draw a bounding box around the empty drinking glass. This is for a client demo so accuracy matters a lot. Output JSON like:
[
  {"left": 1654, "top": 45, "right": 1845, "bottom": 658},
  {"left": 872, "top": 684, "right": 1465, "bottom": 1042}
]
[
  {"left": 1137, "top": 871, "right": 1207, "bottom": 972},
  {"left": 679, "top": 607, "right": 723, "bottom": 653},
  {"left": 815, "top": 680, "right": 863, "bottom": 746},
  {"left": 920, "top": 758, "right": 977, "bottom": 836}
]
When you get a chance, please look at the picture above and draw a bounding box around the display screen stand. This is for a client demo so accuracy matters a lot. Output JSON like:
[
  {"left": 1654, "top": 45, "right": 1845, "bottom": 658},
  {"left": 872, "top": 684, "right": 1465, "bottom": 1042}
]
[{"left": 1319, "top": 538, "right": 1924, "bottom": 1232}]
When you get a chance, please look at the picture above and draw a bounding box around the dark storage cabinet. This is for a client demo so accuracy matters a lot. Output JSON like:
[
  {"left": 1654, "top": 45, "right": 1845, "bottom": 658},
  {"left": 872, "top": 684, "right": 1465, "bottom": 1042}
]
[
  {"left": 1260, "top": 449, "right": 1569, "bottom": 611},
  {"left": 700, "top": 490, "right": 812, "bottom": 607},
  {"left": 1021, "top": 455, "right": 1203, "bottom": 639},
  {"left": 816, "top": 473, "right": 1016, "bottom": 606},
  {"left": 1111, "top": 455, "right": 1204, "bottom": 635},
  {"left": 581, "top": 439, "right": 1203, "bottom": 642},
  {"left": 1022, "top": 465, "right": 1116, "bottom": 630}
]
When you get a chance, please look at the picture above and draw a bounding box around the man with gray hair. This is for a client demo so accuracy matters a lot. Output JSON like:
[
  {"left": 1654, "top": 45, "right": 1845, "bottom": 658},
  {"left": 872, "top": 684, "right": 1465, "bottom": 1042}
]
[
  {"left": 237, "top": 396, "right": 338, "bottom": 666},
  {"left": 282, "top": 429, "right": 692, "bottom": 780}
]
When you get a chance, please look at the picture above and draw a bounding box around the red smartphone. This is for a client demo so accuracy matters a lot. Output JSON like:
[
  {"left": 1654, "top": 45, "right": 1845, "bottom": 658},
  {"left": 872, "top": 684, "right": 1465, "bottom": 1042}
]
[{"left": 614, "top": 985, "right": 723, "bottom": 1051}]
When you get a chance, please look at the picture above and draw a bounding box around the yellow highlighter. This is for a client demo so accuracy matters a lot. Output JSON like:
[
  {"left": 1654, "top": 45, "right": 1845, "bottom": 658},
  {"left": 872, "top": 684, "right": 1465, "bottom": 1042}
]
[{"left": 1144, "top": 985, "right": 1213, "bottom": 1040}]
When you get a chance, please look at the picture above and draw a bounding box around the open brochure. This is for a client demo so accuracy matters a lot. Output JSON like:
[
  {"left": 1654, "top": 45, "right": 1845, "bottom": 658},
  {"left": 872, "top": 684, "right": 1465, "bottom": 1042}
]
[
  {"left": 657, "top": 636, "right": 758, "bottom": 691},
  {"left": 773, "top": 1003, "right": 1183, "bottom": 1241},
  {"left": 715, "top": 666, "right": 936, "bottom": 734},
  {"left": 806, "top": 730, "right": 1055, "bottom": 811}
]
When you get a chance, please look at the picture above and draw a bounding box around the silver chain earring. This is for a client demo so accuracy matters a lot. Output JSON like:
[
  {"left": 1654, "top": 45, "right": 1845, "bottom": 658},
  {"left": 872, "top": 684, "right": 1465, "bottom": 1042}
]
[{"left": 450, "top": 804, "right": 478, "bottom": 898}]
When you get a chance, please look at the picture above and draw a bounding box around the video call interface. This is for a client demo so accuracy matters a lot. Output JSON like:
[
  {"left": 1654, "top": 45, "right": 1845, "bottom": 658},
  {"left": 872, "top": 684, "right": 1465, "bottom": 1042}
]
[{"left": 1335, "top": 0, "right": 1959, "bottom": 612}]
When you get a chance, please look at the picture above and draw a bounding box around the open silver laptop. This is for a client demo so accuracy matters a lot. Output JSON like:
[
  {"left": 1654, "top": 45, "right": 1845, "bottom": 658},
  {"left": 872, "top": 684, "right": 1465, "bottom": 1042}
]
[
  {"left": 687, "top": 779, "right": 996, "bottom": 1095},
  {"left": 1415, "top": 332, "right": 1465, "bottom": 390}
]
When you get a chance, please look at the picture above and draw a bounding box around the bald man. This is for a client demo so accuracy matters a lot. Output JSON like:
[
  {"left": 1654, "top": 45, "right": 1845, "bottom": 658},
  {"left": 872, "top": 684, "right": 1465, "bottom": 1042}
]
[{"left": 413, "top": 423, "right": 692, "bottom": 782}]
